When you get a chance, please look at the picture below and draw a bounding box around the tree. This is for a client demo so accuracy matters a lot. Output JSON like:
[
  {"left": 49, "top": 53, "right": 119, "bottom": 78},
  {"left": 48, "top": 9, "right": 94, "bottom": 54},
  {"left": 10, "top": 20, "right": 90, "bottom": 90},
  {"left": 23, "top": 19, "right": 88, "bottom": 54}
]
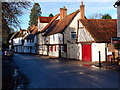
[
  {"left": 2, "top": 2, "right": 31, "bottom": 48},
  {"left": 49, "top": 13, "right": 54, "bottom": 17},
  {"left": 29, "top": 3, "right": 42, "bottom": 27},
  {"left": 2, "top": 2, "right": 31, "bottom": 33},
  {"left": 101, "top": 14, "right": 112, "bottom": 19}
]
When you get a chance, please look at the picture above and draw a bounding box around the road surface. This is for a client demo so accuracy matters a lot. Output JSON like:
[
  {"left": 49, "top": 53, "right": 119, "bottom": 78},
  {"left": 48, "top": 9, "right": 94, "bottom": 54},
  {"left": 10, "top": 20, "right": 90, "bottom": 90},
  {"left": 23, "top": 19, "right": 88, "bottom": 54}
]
[{"left": 12, "top": 54, "right": 120, "bottom": 88}]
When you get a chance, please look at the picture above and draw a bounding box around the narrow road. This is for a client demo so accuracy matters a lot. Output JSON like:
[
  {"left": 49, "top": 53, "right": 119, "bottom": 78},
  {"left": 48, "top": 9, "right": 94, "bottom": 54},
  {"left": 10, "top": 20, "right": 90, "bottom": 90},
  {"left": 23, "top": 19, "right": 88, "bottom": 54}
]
[{"left": 12, "top": 54, "right": 119, "bottom": 88}]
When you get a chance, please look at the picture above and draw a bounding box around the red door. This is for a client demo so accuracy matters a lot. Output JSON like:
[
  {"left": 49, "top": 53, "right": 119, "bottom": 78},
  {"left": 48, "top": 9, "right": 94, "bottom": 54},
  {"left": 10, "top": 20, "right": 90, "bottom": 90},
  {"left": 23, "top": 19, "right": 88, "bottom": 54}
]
[{"left": 82, "top": 44, "right": 92, "bottom": 61}]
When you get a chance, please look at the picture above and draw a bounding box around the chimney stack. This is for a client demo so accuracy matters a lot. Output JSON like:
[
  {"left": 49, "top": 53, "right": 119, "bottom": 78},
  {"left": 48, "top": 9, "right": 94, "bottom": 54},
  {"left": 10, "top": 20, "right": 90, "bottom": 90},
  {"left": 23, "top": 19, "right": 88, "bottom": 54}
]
[
  {"left": 60, "top": 6, "right": 67, "bottom": 21},
  {"left": 80, "top": 0, "right": 85, "bottom": 19}
]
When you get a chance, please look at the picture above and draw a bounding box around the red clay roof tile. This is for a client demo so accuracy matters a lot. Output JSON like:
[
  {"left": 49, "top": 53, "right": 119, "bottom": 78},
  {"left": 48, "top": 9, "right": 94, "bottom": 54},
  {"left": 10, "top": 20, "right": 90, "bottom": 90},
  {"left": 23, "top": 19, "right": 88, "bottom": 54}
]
[
  {"left": 38, "top": 16, "right": 53, "bottom": 23},
  {"left": 40, "top": 14, "right": 60, "bottom": 33},
  {"left": 79, "top": 19, "right": 117, "bottom": 42},
  {"left": 44, "top": 10, "right": 80, "bottom": 36}
]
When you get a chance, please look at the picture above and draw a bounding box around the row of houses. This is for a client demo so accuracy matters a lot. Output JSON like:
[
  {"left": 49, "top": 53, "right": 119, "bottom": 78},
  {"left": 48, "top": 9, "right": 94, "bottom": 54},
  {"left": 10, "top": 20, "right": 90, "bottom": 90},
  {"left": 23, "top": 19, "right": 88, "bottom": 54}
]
[{"left": 9, "top": 1, "right": 118, "bottom": 62}]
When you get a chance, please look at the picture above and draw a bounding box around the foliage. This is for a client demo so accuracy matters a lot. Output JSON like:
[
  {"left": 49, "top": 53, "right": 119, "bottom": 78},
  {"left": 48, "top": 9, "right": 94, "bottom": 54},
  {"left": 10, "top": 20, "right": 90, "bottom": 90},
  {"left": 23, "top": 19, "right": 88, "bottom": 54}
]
[
  {"left": 101, "top": 14, "right": 112, "bottom": 19},
  {"left": 2, "top": 2, "right": 31, "bottom": 33},
  {"left": 29, "top": 3, "right": 42, "bottom": 27},
  {"left": 49, "top": 13, "right": 54, "bottom": 17},
  {"left": 2, "top": 2, "right": 31, "bottom": 48},
  {"left": 114, "top": 43, "right": 120, "bottom": 49}
]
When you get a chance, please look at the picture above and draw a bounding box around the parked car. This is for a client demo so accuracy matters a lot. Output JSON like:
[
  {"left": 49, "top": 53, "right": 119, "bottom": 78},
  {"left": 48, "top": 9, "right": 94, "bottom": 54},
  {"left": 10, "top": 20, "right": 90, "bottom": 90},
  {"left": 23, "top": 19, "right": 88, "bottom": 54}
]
[{"left": 4, "top": 49, "right": 14, "bottom": 57}]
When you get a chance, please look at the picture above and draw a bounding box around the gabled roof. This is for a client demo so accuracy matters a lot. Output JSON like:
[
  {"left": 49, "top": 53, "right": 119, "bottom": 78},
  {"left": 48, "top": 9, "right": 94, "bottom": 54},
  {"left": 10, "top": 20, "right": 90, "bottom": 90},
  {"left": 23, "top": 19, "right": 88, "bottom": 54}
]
[
  {"left": 44, "top": 20, "right": 60, "bottom": 36},
  {"left": 79, "top": 19, "right": 117, "bottom": 42},
  {"left": 31, "top": 26, "right": 38, "bottom": 34},
  {"left": 10, "top": 31, "right": 19, "bottom": 40},
  {"left": 43, "top": 10, "right": 80, "bottom": 36},
  {"left": 8, "top": 32, "right": 14, "bottom": 40},
  {"left": 39, "top": 14, "right": 60, "bottom": 33},
  {"left": 25, "top": 34, "right": 36, "bottom": 39},
  {"left": 38, "top": 16, "right": 53, "bottom": 23},
  {"left": 16, "top": 32, "right": 24, "bottom": 38},
  {"left": 25, "top": 26, "right": 38, "bottom": 39}
]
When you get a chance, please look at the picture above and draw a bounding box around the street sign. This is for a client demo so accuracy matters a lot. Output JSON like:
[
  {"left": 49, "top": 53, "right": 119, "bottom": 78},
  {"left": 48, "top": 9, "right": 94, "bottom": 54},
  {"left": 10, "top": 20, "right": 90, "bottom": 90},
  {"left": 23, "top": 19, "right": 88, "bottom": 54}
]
[{"left": 111, "top": 37, "right": 120, "bottom": 44}]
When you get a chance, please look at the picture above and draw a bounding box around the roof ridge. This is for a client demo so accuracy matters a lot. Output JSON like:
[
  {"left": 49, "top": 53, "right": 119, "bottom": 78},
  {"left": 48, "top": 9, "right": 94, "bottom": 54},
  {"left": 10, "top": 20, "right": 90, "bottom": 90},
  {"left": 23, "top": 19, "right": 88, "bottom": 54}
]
[
  {"left": 80, "top": 19, "right": 117, "bottom": 20},
  {"left": 40, "top": 13, "right": 60, "bottom": 33},
  {"left": 46, "top": 9, "right": 80, "bottom": 36}
]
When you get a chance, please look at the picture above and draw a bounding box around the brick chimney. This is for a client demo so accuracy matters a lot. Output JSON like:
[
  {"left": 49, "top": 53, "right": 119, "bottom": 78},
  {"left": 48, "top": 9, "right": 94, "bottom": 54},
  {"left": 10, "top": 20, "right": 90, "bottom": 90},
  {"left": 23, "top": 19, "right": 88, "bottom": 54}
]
[
  {"left": 60, "top": 6, "right": 67, "bottom": 21},
  {"left": 80, "top": 1, "right": 85, "bottom": 19}
]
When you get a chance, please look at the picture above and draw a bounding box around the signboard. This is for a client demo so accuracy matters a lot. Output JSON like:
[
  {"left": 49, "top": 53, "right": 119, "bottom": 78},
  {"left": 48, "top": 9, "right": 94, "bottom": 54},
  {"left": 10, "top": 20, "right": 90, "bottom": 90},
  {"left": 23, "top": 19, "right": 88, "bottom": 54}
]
[{"left": 111, "top": 37, "right": 120, "bottom": 44}]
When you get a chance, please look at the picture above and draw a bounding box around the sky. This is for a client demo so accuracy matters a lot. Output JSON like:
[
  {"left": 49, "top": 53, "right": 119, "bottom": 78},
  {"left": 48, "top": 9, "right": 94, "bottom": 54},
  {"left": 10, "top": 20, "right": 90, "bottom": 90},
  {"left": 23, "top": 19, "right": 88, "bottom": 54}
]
[{"left": 17, "top": 0, "right": 117, "bottom": 31}]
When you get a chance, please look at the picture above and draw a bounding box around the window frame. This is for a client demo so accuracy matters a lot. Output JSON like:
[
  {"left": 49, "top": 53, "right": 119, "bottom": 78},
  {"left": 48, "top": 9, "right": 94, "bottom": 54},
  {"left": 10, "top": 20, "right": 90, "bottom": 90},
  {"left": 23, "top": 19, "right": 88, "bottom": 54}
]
[{"left": 70, "top": 32, "right": 76, "bottom": 39}]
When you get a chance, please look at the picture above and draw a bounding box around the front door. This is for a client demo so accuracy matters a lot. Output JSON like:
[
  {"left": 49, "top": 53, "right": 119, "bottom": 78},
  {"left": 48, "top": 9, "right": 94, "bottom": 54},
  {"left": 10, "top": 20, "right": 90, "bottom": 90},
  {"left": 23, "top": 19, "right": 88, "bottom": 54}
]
[{"left": 82, "top": 44, "right": 91, "bottom": 61}]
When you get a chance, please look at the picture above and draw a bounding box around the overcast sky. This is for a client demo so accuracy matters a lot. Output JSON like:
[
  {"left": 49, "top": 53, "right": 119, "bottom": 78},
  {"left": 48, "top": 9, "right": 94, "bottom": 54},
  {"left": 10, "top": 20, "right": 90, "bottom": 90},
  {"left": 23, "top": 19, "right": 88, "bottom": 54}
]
[{"left": 17, "top": 0, "right": 117, "bottom": 30}]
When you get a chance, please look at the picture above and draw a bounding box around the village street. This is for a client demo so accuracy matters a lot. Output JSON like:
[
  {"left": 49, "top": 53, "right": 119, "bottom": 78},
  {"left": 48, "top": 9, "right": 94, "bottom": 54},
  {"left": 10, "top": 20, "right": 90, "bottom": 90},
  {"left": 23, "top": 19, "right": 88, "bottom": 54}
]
[{"left": 11, "top": 54, "right": 120, "bottom": 88}]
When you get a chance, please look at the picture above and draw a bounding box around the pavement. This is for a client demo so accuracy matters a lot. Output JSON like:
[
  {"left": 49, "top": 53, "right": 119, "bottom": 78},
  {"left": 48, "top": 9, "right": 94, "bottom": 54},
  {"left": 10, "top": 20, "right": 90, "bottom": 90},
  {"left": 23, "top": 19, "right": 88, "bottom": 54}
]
[{"left": 38, "top": 55, "right": 120, "bottom": 71}]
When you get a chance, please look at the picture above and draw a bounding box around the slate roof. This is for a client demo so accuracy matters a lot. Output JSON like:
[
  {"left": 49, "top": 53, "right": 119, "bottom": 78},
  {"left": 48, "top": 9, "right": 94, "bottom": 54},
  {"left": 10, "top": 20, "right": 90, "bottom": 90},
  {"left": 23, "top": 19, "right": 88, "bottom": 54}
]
[
  {"left": 79, "top": 19, "right": 117, "bottom": 42},
  {"left": 38, "top": 16, "right": 53, "bottom": 23},
  {"left": 43, "top": 10, "right": 80, "bottom": 36}
]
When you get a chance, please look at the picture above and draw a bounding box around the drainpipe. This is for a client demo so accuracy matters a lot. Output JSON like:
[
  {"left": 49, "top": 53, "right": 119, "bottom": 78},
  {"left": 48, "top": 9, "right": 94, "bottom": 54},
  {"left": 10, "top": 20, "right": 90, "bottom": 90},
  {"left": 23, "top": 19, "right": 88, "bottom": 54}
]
[
  {"left": 62, "top": 32, "right": 65, "bottom": 45},
  {"left": 105, "top": 43, "right": 108, "bottom": 62}
]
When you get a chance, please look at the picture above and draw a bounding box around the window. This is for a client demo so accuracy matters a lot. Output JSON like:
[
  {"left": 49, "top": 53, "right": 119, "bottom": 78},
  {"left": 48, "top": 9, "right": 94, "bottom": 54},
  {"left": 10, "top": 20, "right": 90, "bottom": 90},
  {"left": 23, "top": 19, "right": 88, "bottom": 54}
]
[
  {"left": 61, "top": 45, "right": 67, "bottom": 52},
  {"left": 54, "top": 46, "right": 56, "bottom": 51},
  {"left": 49, "top": 46, "right": 53, "bottom": 51},
  {"left": 70, "top": 32, "right": 76, "bottom": 39}
]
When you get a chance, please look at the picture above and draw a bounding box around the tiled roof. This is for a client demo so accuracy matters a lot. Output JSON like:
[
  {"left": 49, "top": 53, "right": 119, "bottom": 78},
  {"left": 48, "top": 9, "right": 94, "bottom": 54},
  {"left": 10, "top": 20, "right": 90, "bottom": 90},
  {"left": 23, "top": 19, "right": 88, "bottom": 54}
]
[
  {"left": 80, "top": 19, "right": 117, "bottom": 42},
  {"left": 8, "top": 32, "right": 14, "bottom": 40},
  {"left": 44, "top": 20, "right": 60, "bottom": 36},
  {"left": 25, "top": 34, "right": 36, "bottom": 39},
  {"left": 31, "top": 26, "right": 38, "bottom": 34},
  {"left": 39, "top": 14, "right": 60, "bottom": 33},
  {"left": 10, "top": 31, "right": 19, "bottom": 40},
  {"left": 38, "top": 16, "right": 53, "bottom": 23},
  {"left": 16, "top": 32, "right": 24, "bottom": 38},
  {"left": 43, "top": 10, "right": 80, "bottom": 36},
  {"left": 25, "top": 26, "right": 38, "bottom": 39}
]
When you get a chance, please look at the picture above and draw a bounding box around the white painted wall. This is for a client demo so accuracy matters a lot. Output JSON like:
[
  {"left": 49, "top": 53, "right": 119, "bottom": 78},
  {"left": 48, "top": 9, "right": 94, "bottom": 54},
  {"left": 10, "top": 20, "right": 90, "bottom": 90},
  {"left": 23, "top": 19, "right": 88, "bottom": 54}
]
[
  {"left": 50, "top": 33, "right": 63, "bottom": 44},
  {"left": 42, "top": 45, "right": 48, "bottom": 55},
  {"left": 39, "top": 23, "right": 48, "bottom": 31},
  {"left": 92, "top": 43, "right": 106, "bottom": 62},
  {"left": 13, "top": 37, "right": 22, "bottom": 46},
  {"left": 67, "top": 44, "right": 82, "bottom": 60},
  {"left": 77, "top": 22, "right": 94, "bottom": 42},
  {"left": 49, "top": 45, "right": 59, "bottom": 57},
  {"left": 64, "top": 12, "right": 80, "bottom": 44}
]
